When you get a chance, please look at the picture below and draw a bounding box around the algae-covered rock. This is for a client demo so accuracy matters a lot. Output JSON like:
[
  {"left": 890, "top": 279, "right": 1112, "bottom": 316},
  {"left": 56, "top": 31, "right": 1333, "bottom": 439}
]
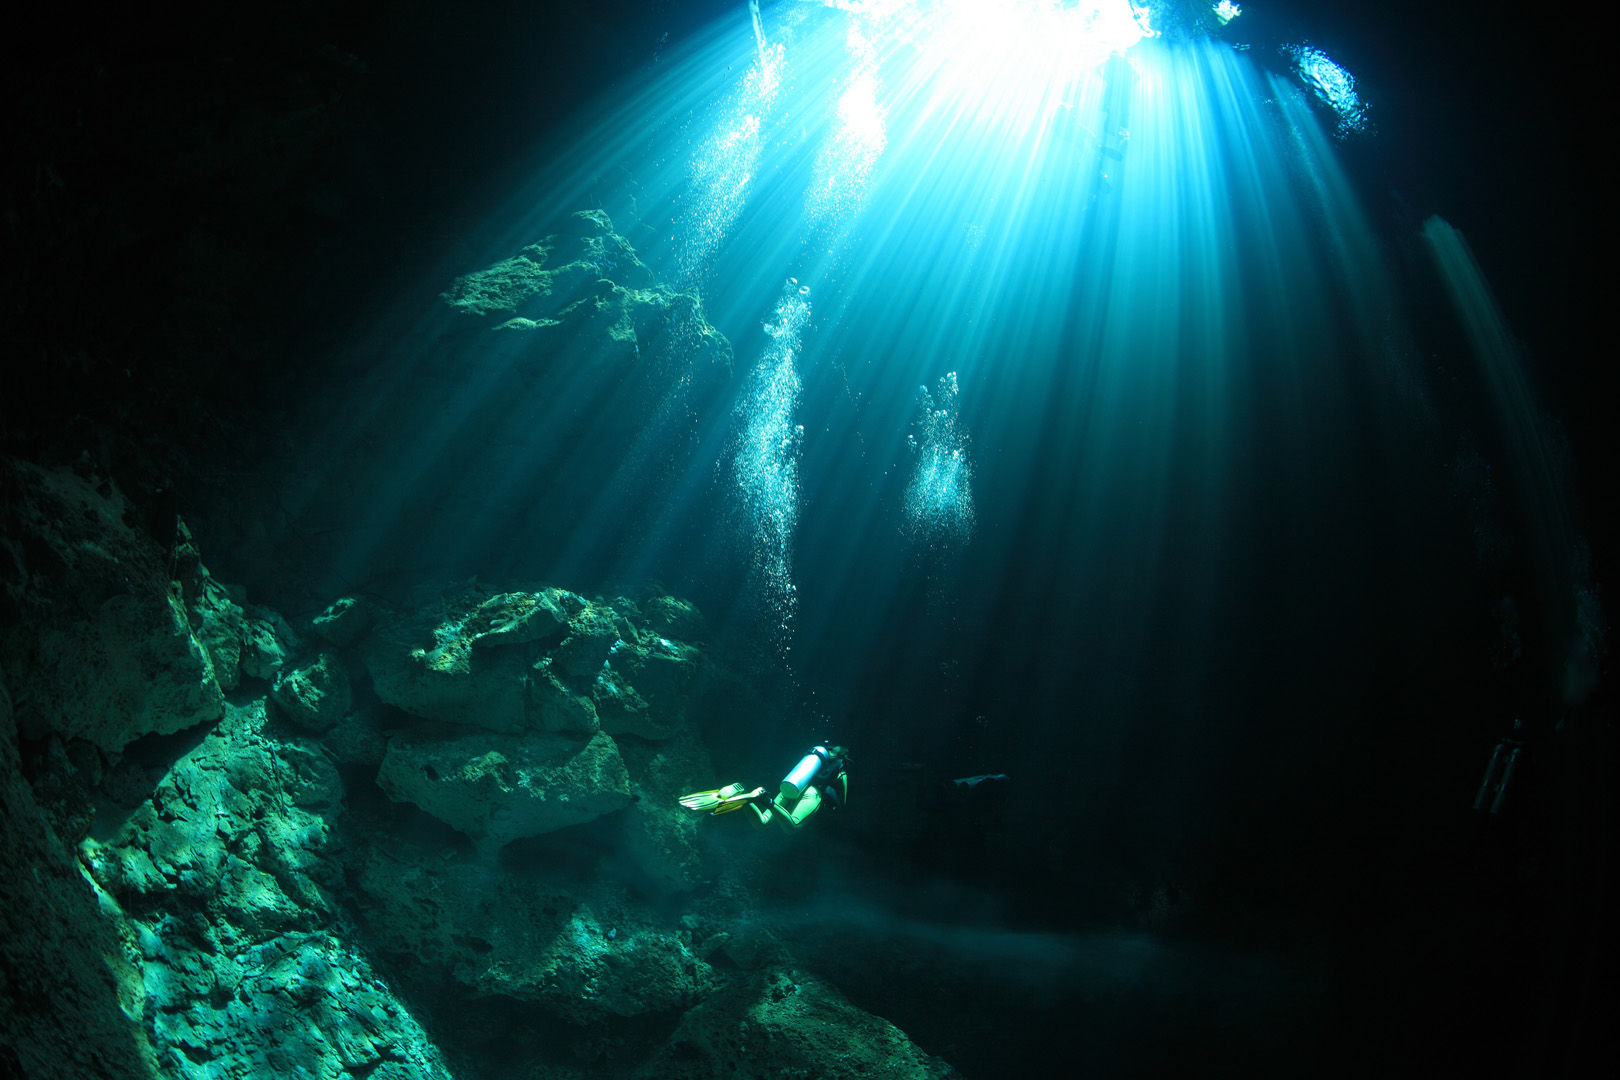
[
  {"left": 362, "top": 583, "right": 703, "bottom": 743},
  {"left": 240, "top": 604, "right": 298, "bottom": 681},
  {"left": 349, "top": 826, "right": 715, "bottom": 1023},
  {"left": 0, "top": 458, "right": 227, "bottom": 750},
  {"left": 593, "top": 633, "right": 703, "bottom": 741},
  {"left": 142, "top": 931, "right": 451, "bottom": 1080},
  {"left": 361, "top": 585, "right": 579, "bottom": 733},
  {"left": 527, "top": 909, "right": 714, "bottom": 1022},
  {"left": 1, "top": 665, "right": 162, "bottom": 1077},
  {"left": 642, "top": 594, "right": 706, "bottom": 641},
  {"left": 364, "top": 621, "right": 529, "bottom": 733},
  {"left": 376, "top": 728, "right": 632, "bottom": 848},
  {"left": 639, "top": 968, "right": 962, "bottom": 1080},
  {"left": 310, "top": 595, "right": 372, "bottom": 647},
  {"left": 270, "top": 651, "right": 352, "bottom": 732},
  {"left": 186, "top": 570, "right": 246, "bottom": 692},
  {"left": 78, "top": 696, "right": 450, "bottom": 1080},
  {"left": 317, "top": 705, "right": 389, "bottom": 769},
  {"left": 86, "top": 700, "right": 340, "bottom": 924},
  {"left": 531, "top": 659, "right": 600, "bottom": 735},
  {"left": 464, "top": 588, "right": 573, "bottom": 648}
]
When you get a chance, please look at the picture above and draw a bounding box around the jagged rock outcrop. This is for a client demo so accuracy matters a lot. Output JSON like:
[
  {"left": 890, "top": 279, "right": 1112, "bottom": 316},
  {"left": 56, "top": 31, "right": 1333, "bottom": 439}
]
[
  {"left": 349, "top": 824, "right": 716, "bottom": 1024},
  {"left": 80, "top": 699, "right": 451, "bottom": 1080},
  {"left": 2, "top": 478, "right": 957, "bottom": 1078},
  {"left": 360, "top": 584, "right": 702, "bottom": 742},
  {"left": 270, "top": 651, "right": 352, "bottom": 732},
  {"left": 359, "top": 583, "right": 706, "bottom": 853},
  {"left": 377, "top": 727, "right": 633, "bottom": 849},
  {"left": 0, "top": 458, "right": 227, "bottom": 751},
  {"left": 0, "top": 457, "right": 308, "bottom": 753},
  {"left": 638, "top": 968, "right": 962, "bottom": 1080},
  {"left": 0, "top": 665, "right": 161, "bottom": 1079}
]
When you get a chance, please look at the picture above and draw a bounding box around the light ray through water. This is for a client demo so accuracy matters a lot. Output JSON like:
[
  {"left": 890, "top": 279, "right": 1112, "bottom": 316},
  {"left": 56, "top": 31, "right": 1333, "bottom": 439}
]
[{"left": 282, "top": 2, "right": 1591, "bottom": 715}]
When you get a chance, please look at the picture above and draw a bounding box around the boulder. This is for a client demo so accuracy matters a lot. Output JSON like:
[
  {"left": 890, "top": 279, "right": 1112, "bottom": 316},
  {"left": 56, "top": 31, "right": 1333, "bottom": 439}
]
[
  {"left": 309, "top": 595, "right": 372, "bottom": 647},
  {"left": 464, "top": 588, "right": 573, "bottom": 648},
  {"left": 530, "top": 660, "right": 599, "bottom": 735},
  {"left": 376, "top": 728, "right": 632, "bottom": 849},
  {"left": 360, "top": 586, "right": 581, "bottom": 734},
  {"left": 593, "top": 634, "right": 702, "bottom": 741},
  {"left": 316, "top": 705, "right": 389, "bottom": 769},
  {"left": 270, "top": 652, "right": 351, "bottom": 732},
  {"left": 637, "top": 968, "right": 961, "bottom": 1080},
  {"left": 240, "top": 604, "right": 298, "bottom": 681},
  {"left": 349, "top": 829, "right": 714, "bottom": 1022},
  {"left": 361, "top": 584, "right": 703, "bottom": 743},
  {"left": 642, "top": 594, "right": 706, "bottom": 641}
]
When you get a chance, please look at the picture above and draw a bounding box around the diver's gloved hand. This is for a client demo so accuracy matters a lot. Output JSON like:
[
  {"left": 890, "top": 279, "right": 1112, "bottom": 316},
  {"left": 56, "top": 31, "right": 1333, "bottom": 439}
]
[{"left": 715, "top": 786, "right": 766, "bottom": 815}]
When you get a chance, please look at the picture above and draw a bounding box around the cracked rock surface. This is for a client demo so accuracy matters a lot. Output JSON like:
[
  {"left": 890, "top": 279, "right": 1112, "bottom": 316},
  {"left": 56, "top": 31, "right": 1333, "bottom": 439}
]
[{"left": 1, "top": 453, "right": 957, "bottom": 1080}]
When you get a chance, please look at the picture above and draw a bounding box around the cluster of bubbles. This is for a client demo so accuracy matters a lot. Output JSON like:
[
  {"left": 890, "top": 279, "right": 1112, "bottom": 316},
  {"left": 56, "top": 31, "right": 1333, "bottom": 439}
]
[
  {"left": 903, "top": 371, "right": 976, "bottom": 547},
  {"left": 731, "top": 279, "right": 814, "bottom": 640},
  {"left": 1283, "top": 44, "right": 1371, "bottom": 138}
]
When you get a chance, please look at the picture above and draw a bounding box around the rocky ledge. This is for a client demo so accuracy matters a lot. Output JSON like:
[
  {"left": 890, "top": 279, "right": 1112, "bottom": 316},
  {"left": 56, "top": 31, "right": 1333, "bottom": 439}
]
[{"left": 1, "top": 457, "right": 958, "bottom": 1080}]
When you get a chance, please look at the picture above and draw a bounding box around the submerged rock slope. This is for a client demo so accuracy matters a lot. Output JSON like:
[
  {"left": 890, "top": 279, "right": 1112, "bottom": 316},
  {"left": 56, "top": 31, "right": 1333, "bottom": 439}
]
[{"left": 1, "top": 460, "right": 958, "bottom": 1079}]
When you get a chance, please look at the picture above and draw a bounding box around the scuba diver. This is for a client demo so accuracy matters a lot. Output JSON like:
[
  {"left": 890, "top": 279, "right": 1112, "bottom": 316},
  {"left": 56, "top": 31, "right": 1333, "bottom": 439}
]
[{"left": 679, "top": 745, "right": 849, "bottom": 830}]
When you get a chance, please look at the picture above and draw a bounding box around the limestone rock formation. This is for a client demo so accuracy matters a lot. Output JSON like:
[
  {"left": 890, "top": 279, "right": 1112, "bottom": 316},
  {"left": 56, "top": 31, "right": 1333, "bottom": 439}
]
[
  {"left": 616, "top": 728, "right": 713, "bottom": 891},
  {"left": 310, "top": 595, "right": 371, "bottom": 647},
  {"left": 80, "top": 699, "right": 451, "bottom": 1080},
  {"left": 361, "top": 583, "right": 704, "bottom": 742},
  {"left": 376, "top": 727, "right": 633, "bottom": 849},
  {"left": 0, "top": 666, "right": 161, "bottom": 1078},
  {"left": 270, "top": 651, "right": 352, "bottom": 732},
  {"left": 2, "top": 491, "right": 958, "bottom": 1078},
  {"left": 639, "top": 968, "right": 962, "bottom": 1080},
  {"left": 350, "top": 826, "right": 715, "bottom": 1023},
  {"left": 0, "top": 458, "right": 228, "bottom": 751}
]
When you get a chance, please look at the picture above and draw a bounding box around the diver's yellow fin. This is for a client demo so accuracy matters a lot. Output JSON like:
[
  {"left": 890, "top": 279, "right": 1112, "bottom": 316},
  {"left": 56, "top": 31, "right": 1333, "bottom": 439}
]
[
  {"left": 678, "top": 784, "right": 763, "bottom": 815},
  {"left": 679, "top": 783, "right": 749, "bottom": 812},
  {"left": 711, "top": 787, "right": 766, "bottom": 815}
]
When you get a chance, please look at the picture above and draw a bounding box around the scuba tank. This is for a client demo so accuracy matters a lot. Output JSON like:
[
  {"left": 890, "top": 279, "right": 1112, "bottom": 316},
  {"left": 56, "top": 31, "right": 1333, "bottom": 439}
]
[{"left": 780, "top": 746, "right": 831, "bottom": 801}]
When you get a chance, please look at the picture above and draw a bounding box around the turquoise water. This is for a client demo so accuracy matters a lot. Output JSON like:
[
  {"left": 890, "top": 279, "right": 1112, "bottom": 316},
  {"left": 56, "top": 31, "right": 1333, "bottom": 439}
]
[
  {"left": 176, "top": 3, "right": 1606, "bottom": 1073},
  {"left": 2, "top": 4, "right": 1608, "bottom": 1078}
]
